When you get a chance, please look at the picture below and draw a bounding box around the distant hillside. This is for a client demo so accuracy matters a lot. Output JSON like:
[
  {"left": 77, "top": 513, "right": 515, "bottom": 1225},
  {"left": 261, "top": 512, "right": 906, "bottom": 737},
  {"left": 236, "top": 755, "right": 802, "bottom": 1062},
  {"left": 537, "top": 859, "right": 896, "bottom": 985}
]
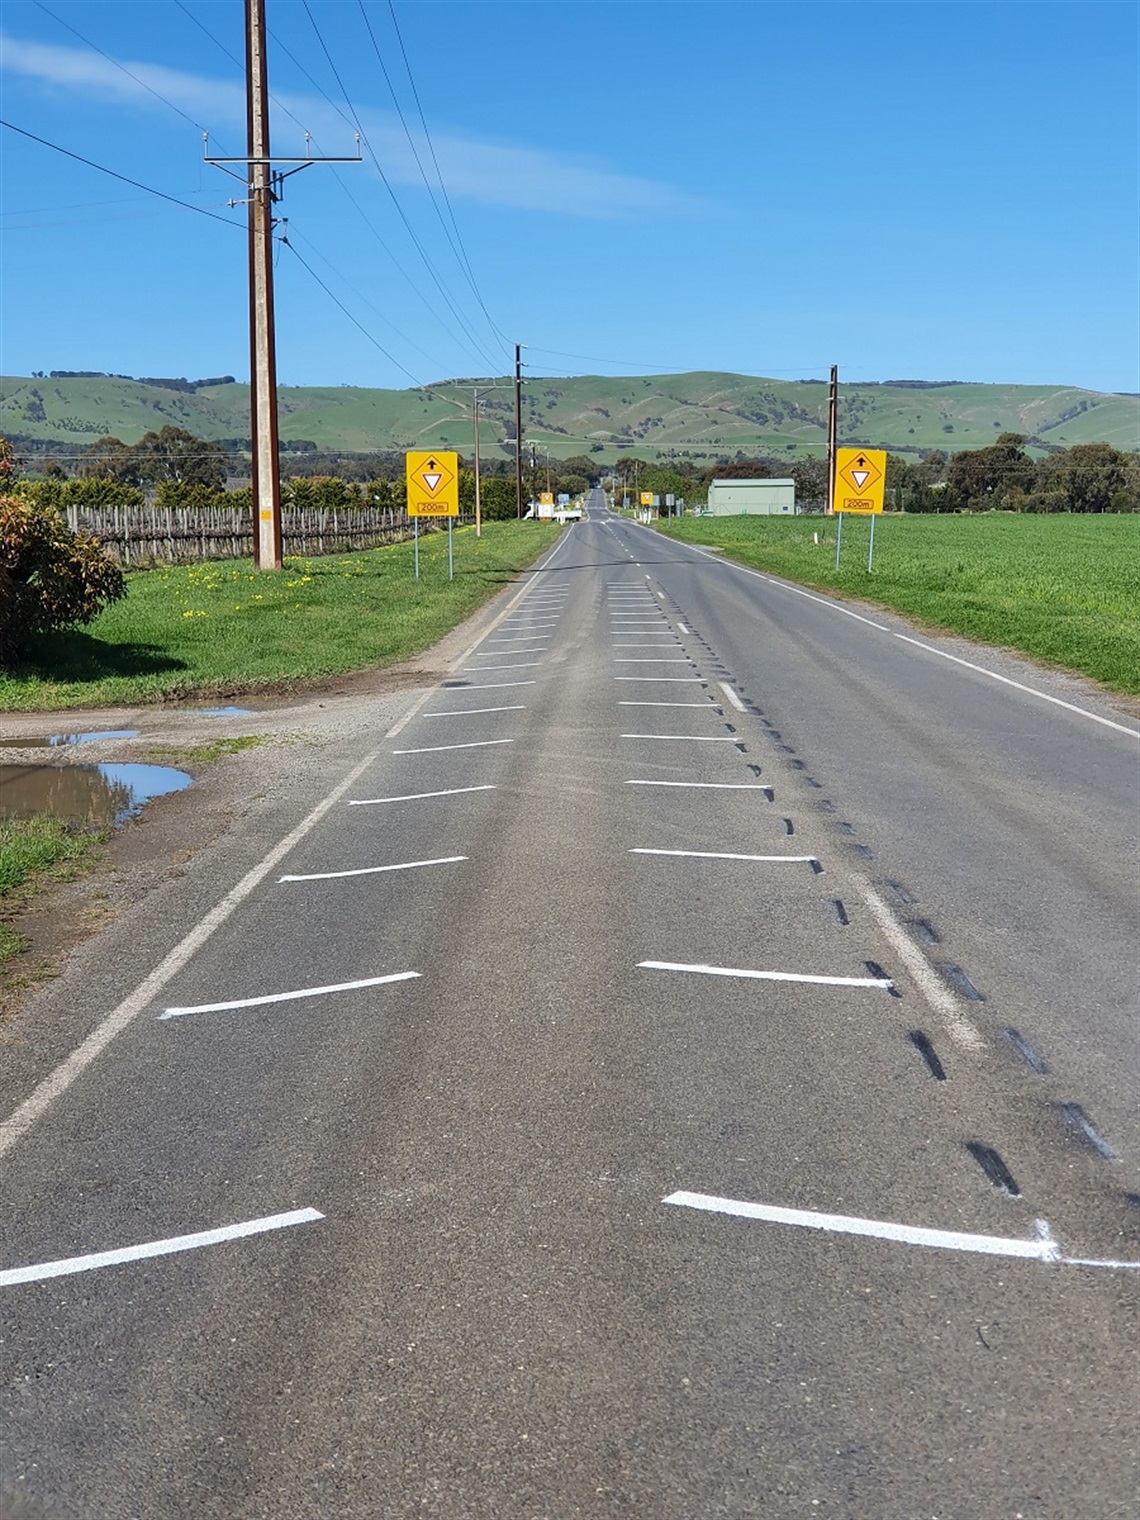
[{"left": 1, "top": 371, "right": 1135, "bottom": 464}]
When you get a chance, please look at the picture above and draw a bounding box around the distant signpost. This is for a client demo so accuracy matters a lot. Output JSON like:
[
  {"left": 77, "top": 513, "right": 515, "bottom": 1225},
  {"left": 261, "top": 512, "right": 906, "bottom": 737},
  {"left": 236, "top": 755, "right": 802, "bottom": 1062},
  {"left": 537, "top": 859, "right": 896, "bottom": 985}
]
[
  {"left": 833, "top": 448, "right": 888, "bottom": 570},
  {"left": 405, "top": 450, "right": 459, "bottom": 580}
]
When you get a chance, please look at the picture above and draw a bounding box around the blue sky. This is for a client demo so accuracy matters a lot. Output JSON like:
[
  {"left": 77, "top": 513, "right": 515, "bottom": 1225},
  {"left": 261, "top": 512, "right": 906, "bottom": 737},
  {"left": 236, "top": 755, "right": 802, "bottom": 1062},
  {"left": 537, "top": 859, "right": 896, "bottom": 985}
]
[{"left": 1, "top": 0, "right": 1137, "bottom": 394}]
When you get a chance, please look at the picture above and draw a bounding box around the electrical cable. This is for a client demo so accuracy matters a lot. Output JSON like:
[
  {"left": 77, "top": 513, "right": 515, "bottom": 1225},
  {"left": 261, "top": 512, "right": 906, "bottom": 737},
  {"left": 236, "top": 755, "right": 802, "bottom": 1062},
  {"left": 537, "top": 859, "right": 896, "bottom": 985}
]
[
  {"left": 279, "top": 235, "right": 426, "bottom": 388},
  {"left": 33, "top": 0, "right": 236, "bottom": 157},
  {"left": 0, "top": 119, "right": 243, "bottom": 230},
  {"left": 298, "top": 0, "right": 503, "bottom": 374},
  {"left": 359, "top": 0, "right": 509, "bottom": 357},
  {"left": 284, "top": 223, "right": 454, "bottom": 375},
  {"left": 170, "top": 0, "right": 316, "bottom": 141}
]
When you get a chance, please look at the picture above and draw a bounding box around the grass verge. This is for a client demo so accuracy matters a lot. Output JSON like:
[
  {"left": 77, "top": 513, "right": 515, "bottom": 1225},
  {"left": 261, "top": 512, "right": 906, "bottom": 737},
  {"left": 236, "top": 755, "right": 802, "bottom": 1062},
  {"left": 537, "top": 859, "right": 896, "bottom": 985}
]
[
  {"left": 654, "top": 513, "right": 1140, "bottom": 695},
  {"left": 0, "top": 521, "right": 561, "bottom": 711},
  {"left": 0, "top": 816, "right": 108, "bottom": 961}
]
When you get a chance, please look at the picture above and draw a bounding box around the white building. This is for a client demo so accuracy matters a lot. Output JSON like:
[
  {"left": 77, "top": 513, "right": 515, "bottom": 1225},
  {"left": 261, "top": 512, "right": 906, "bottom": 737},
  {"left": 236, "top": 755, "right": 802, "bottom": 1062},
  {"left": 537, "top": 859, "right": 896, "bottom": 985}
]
[{"left": 706, "top": 478, "right": 796, "bottom": 515}]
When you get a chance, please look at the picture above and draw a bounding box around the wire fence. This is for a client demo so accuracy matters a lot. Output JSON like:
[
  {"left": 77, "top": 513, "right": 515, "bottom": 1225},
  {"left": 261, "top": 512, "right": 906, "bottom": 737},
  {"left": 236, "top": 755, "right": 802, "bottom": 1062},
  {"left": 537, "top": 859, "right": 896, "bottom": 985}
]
[{"left": 65, "top": 501, "right": 469, "bottom": 566}]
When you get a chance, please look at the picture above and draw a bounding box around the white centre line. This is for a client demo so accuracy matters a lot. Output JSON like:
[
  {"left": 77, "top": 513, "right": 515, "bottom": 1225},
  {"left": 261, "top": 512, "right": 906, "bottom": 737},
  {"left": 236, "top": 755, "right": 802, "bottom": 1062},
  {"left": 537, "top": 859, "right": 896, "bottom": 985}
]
[
  {"left": 280, "top": 855, "right": 466, "bottom": 883},
  {"left": 631, "top": 849, "right": 818, "bottom": 864},
  {"left": 622, "top": 733, "right": 738, "bottom": 742},
  {"left": 626, "top": 779, "right": 770, "bottom": 789},
  {"left": 663, "top": 1193, "right": 1060, "bottom": 1262},
  {"left": 350, "top": 785, "right": 496, "bottom": 806},
  {"left": 393, "top": 739, "right": 514, "bottom": 754},
  {"left": 163, "top": 971, "right": 420, "bottom": 1018},
  {"left": 0, "top": 1208, "right": 325, "bottom": 1289},
  {"left": 639, "top": 960, "right": 894, "bottom": 989},
  {"left": 424, "top": 705, "right": 526, "bottom": 717},
  {"left": 718, "top": 682, "right": 746, "bottom": 711}
]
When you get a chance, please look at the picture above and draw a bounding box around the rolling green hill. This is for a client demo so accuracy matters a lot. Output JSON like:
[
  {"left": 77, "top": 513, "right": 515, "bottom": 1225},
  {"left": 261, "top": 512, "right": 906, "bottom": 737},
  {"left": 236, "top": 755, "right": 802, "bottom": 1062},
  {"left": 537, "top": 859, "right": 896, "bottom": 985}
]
[{"left": 1, "top": 371, "right": 1135, "bottom": 464}]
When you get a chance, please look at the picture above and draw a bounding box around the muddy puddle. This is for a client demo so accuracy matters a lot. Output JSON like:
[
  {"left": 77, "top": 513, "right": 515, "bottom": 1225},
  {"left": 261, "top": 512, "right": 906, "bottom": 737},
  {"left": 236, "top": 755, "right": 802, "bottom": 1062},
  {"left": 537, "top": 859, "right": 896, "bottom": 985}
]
[
  {"left": 0, "top": 729, "right": 140, "bottom": 749},
  {"left": 187, "top": 706, "right": 253, "bottom": 717},
  {"left": 0, "top": 763, "right": 192, "bottom": 827}
]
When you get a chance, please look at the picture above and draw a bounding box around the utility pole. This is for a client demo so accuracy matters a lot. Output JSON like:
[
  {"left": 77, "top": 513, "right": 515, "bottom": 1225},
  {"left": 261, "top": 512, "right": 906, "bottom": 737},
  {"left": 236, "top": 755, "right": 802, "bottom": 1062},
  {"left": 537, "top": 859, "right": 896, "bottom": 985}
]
[
  {"left": 206, "top": 0, "right": 359, "bottom": 570},
  {"left": 826, "top": 364, "right": 838, "bottom": 515},
  {"left": 514, "top": 343, "right": 524, "bottom": 518},
  {"left": 246, "top": 0, "right": 278, "bottom": 569},
  {"left": 472, "top": 393, "right": 482, "bottom": 538}
]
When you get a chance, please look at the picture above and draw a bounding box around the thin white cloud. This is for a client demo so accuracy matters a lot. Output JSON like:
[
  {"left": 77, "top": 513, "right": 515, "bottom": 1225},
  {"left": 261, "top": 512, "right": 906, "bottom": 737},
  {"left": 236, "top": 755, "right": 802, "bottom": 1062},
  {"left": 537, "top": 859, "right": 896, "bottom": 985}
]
[{"left": 0, "top": 32, "right": 703, "bottom": 220}]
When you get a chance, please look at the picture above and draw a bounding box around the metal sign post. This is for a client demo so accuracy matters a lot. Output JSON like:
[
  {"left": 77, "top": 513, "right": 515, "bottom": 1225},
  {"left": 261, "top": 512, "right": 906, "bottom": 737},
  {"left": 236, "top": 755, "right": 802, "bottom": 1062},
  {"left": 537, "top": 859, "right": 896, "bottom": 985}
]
[
  {"left": 833, "top": 448, "right": 887, "bottom": 571},
  {"left": 406, "top": 450, "right": 460, "bottom": 582},
  {"left": 414, "top": 517, "right": 419, "bottom": 580}
]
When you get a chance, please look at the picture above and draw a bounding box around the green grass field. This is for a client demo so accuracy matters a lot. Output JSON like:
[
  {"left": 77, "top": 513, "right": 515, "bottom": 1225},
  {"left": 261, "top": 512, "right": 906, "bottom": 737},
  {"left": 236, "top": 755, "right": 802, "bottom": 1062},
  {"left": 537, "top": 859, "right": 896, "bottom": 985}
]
[
  {"left": 654, "top": 512, "right": 1140, "bottom": 695},
  {"left": 0, "top": 520, "right": 560, "bottom": 711},
  {"left": 0, "top": 816, "right": 107, "bottom": 960}
]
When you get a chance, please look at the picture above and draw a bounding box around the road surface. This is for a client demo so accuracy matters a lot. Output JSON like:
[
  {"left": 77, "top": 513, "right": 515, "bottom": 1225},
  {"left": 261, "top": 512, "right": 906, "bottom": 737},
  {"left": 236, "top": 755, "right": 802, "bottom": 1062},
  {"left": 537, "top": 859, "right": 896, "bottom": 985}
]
[{"left": 2, "top": 495, "right": 1137, "bottom": 1517}]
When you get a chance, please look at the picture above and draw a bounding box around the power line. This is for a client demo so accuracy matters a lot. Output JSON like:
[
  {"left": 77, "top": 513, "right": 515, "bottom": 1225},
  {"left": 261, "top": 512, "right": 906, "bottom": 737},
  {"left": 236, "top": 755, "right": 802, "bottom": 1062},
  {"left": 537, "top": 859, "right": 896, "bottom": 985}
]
[
  {"left": 284, "top": 224, "right": 453, "bottom": 375},
  {"left": 0, "top": 119, "right": 243, "bottom": 230},
  {"left": 361, "top": 0, "right": 509, "bottom": 356},
  {"left": 33, "top": 0, "right": 236, "bottom": 157},
  {"left": 279, "top": 236, "right": 426, "bottom": 387},
  {"left": 298, "top": 0, "right": 503, "bottom": 374},
  {"left": 170, "top": 0, "right": 316, "bottom": 141}
]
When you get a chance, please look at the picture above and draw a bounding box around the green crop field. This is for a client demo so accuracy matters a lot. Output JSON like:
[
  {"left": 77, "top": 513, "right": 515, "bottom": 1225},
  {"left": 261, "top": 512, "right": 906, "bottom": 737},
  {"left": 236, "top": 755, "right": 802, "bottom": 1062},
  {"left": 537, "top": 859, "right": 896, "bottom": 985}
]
[
  {"left": 0, "top": 521, "right": 560, "bottom": 711},
  {"left": 655, "top": 512, "right": 1140, "bottom": 695}
]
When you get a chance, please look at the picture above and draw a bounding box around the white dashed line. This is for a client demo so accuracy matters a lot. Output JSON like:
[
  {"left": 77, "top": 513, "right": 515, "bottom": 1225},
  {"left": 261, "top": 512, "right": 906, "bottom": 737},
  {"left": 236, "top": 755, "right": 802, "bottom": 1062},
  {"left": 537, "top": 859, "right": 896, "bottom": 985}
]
[
  {"left": 663, "top": 1193, "right": 1059, "bottom": 1262},
  {"left": 718, "top": 682, "right": 746, "bottom": 711},
  {"left": 162, "top": 971, "right": 420, "bottom": 1018},
  {"left": 350, "top": 785, "right": 496, "bottom": 806},
  {"left": 393, "top": 739, "right": 514, "bottom": 754},
  {"left": 631, "top": 849, "right": 817, "bottom": 864},
  {"left": 279, "top": 855, "right": 466, "bottom": 883},
  {"left": 0, "top": 1209, "right": 326, "bottom": 1288},
  {"left": 639, "top": 960, "right": 893, "bottom": 989},
  {"left": 424, "top": 705, "right": 526, "bottom": 717}
]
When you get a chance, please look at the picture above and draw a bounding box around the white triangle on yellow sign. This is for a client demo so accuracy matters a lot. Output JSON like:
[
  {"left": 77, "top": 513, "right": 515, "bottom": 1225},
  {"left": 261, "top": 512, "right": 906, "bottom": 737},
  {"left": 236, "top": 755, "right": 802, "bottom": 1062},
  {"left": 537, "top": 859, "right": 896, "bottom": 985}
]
[
  {"left": 851, "top": 469, "right": 870, "bottom": 487},
  {"left": 422, "top": 472, "right": 442, "bottom": 491}
]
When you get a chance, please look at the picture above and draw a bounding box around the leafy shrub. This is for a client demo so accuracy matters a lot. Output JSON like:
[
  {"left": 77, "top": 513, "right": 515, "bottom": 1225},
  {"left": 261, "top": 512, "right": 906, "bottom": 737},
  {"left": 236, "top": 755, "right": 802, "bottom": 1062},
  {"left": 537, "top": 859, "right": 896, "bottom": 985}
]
[{"left": 0, "top": 494, "right": 125, "bottom": 665}]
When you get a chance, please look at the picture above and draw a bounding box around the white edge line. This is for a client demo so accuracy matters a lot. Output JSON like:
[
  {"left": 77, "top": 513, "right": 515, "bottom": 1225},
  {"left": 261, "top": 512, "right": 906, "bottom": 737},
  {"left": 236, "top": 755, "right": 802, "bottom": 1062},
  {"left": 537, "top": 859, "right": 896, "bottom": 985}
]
[
  {"left": 851, "top": 875, "right": 983, "bottom": 1051},
  {"left": 350, "top": 785, "right": 496, "bottom": 806},
  {"left": 393, "top": 739, "right": 514, "bottom": 754},
  {"left": 718, "top": 681, "right": 746, "bottom": 711},
  {"left": 279, "top": 855, "right": 466, "bottom": 882},
  {"left": 646, "top": 527, "right": 1139, "bottom": 739},
  {"left": 662, "top": 1192, "right": 1060, "bottom": 1262},
  {"left": 0, "top": 746, "right": 386, "bottom": 1160},
  {"left": 631, "top": 849, "right": 816, "bottom": 863},
  {"left": 0, "top": 1208, "right": 324, "bottom": 1288},
  {"left": 162, "top": 970, "right": 420, "bottom": 1018},
  {"left": 640, "top": 960, "right": 892, "bottom": 989}
]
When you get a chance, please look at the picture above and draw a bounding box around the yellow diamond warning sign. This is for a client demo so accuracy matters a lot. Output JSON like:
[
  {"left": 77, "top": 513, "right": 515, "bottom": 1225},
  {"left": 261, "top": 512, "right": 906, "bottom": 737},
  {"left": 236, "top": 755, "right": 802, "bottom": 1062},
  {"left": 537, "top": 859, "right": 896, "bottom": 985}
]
[
  {"left": 834, "top": 448, "right": 886, "bottom": 513},
  {"left": 406, "top": 450, "right": 459, "bottom": 517}
]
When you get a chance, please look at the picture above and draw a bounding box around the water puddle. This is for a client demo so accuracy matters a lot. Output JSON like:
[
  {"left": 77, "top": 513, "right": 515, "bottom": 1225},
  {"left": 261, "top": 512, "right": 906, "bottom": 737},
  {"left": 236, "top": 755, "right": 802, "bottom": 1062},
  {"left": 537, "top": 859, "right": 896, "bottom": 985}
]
[
  {"left": 186, "top": 706, "right": 254, "bottom": 717},
  {"left": 0, "top": 763, "right": 192, "bottom": 827},
  {"left": 0, "top": 729, "right": 140, "bottom": 749}
]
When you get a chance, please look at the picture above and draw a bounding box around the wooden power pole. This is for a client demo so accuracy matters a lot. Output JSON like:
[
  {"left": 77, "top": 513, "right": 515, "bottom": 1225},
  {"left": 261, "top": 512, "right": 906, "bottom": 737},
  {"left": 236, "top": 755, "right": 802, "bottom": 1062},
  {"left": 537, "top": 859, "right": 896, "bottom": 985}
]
[
  {"left": 206, "top": 0, "right": 359, "bottom": 570},
  {"left": 246, "top": 0, "right": 279, "bottom": 569}
]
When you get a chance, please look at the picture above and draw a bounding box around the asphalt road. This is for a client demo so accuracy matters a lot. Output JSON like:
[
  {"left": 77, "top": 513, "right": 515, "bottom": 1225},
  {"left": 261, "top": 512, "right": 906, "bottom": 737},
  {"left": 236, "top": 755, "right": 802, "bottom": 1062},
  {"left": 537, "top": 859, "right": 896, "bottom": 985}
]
[{"left": 1, "top": 495, "right": 1137, "bottom": 1518}]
